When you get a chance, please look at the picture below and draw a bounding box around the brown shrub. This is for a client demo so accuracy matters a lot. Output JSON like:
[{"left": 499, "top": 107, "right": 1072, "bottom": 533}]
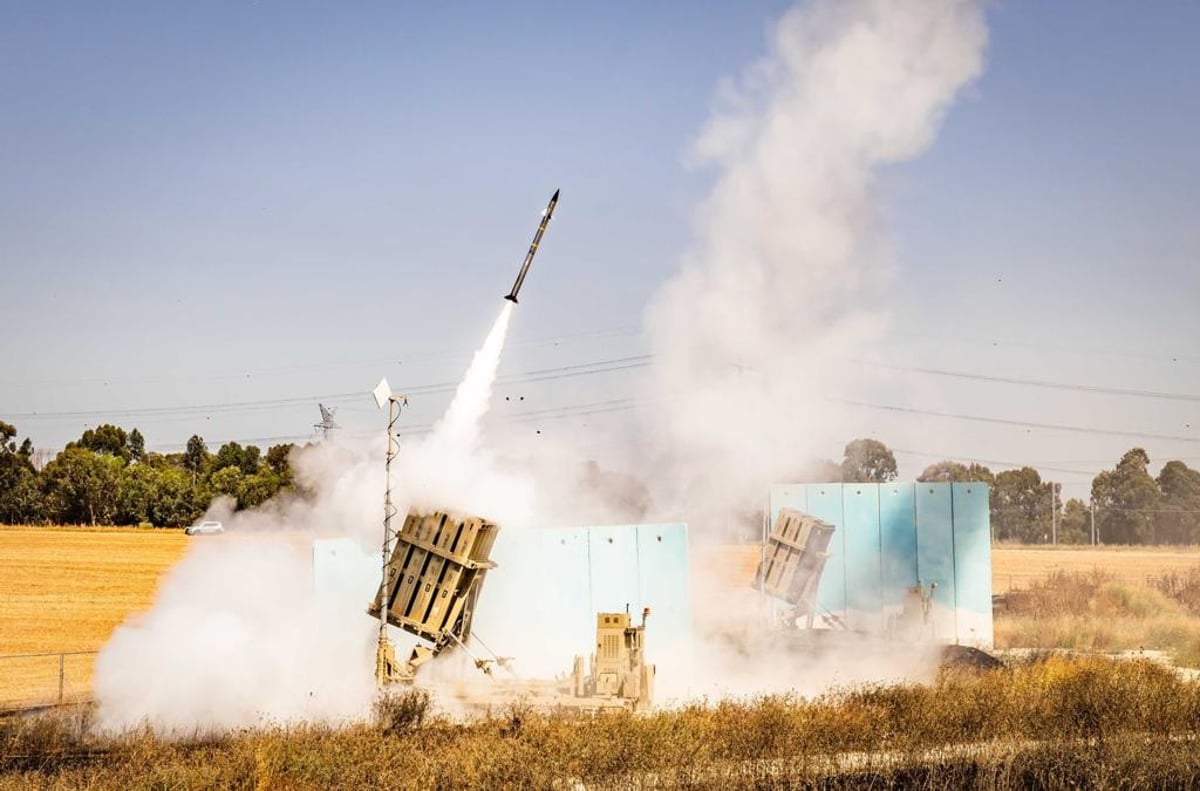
[
  {"left": 372, "top": 687, "right": 430, "bottom": 735},
  {"left": 3, "top": 657, "right": 1200, "bottom": 789},
  {"left": 1152, "top": 566, "right": 1200, "bottom": 616},
  {"left": 995, "top": 568, "right": 1200, "bottom": 666}
]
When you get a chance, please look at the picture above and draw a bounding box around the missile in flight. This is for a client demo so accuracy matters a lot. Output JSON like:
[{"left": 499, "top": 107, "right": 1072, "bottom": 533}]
[{"left": 505, "top": 188, "right": 559, "bottom": 304}]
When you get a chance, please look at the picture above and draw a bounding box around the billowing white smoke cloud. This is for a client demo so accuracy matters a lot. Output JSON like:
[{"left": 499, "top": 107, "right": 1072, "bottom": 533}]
[
  {"left": 643, "top": 0, "right": 987, "bottom": 524},
  {"left": 95, "top": 306, "right": 525, "bottom": 734},
  {"left": 93, "top": 536, "right": 377, "bottom": 733},
  {"left": 632, "top": 0, "right": 988, "bottom": 699}
]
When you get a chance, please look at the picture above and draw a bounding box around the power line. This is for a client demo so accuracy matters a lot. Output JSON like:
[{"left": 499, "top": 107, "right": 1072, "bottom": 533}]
[
  {"left": 6, "top": 355, "right": 652, "bottom": 421},
  {"left": 11, "top": 324, "right": 1196, "bottom": 391},
  {"left": 394, "top": 396, "right": 652, "bottom": 437},
  {"left": 853, "top": 359, "right": 1200, "bottom": 402},
  {"left": 144, "top": 396, "right": 653, "bottom": 449},
  {"left": 124, "top": 388, "right": 1200, "bottom": 453},
  {"left": 1027, "top": 456, "right": 1200, "bottom": 465},
  {"left": 21, "top": 349, "right": 1200, "bottom": 460},
  {"left": 403, "top": 355, "right": 651, "bottom": 396},
  {"left": 12, "top": 346, "right": 1197, "bottom": 432},
  {"left": 1, "top": 326, "right": 643, "bottom": 388},
  {"left": 890, "top": 448, "right": 1095, "bottom": 477},
  {"left": 196, "top": 385, "right": 1200, "bottom": 453},
  {"left": 1092, "top": 507, "right": 1200, "bottom": 515},
  {"left": 836, "top": 398, "right": 1200, "bottom": 445},
  {"left": 890, "top": 331, "right": 1200, "bottom": 366},
  {"left": 148, "top": 433, "right": 317, "bottom": 451},
  {"left": 10, "top": 391, "right": 364, "bottom": 421}
]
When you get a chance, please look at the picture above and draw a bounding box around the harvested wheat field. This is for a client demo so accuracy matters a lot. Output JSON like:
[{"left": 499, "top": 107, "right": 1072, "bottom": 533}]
[
  {"left": 701, "top": 543, "right": 1200, "bottom": 595},
  {"left": 0, "top": 526, "right": 188, "bottom": 708},
  {"left": 5, "top": 529, "right": 1200, "bottom": 709},
  {"left": 992, "top": 545, "right": 1200, "bottom": 593}
]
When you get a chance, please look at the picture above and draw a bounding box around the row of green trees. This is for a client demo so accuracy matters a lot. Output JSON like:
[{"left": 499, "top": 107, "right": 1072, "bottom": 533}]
[
  {"left": 0, "top": 421, "right": 295, "bottom": 527},
  {"left": 830, "top": 438, "right": 1200, "bottom": 545},
  {"left": 2, "top": 423, "right": 1198, "bottom": 543}
]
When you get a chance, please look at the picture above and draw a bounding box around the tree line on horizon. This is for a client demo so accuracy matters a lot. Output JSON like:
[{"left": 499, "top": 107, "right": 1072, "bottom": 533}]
[
  {"left": 0, "top": 421, "right": 295, "bottom": 528},
  {"left": 0, "top": 423, "right": 1198, "bottom": 545},
  {"left": 830, "top": 438, "right": 1200, "bottom": 545}
]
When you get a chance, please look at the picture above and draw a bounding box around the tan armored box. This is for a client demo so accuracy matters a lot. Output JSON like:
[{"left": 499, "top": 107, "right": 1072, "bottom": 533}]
[
  {"left": 754, "top": 508, "right": 835, "bottom": 613},
  {"left": 368, "top": 511, "right": 499, "bottom": 649},
  {"left": 584, "top": 611, "right": 654, "bottom": 710}
]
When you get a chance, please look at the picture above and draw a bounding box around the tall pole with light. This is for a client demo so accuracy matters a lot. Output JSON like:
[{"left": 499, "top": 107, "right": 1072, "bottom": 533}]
[{"left": 372, "top": 377, "right": 408, "bottom": 687}]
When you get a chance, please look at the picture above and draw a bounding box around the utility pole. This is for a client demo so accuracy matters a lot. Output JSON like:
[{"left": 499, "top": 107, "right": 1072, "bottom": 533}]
[
  {"left": 1050, "top": 481, "right": 1057, "bottom": 545},
  {"left": 1090, "top": 500, "right": 1097, "bottom": 546}
]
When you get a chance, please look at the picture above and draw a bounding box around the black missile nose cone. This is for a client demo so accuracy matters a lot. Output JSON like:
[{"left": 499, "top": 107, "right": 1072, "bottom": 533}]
[{"left": 551, "top": 189, "right": 559, "bottom": 201}]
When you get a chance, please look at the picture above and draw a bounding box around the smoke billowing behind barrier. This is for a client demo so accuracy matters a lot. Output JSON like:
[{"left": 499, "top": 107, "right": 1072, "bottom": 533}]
[
  {"left": 638, "top": 0, "right": 987, "bottom": 700},
  {"left": 642, "top": 0, "right": 987, "bottom": 524}
]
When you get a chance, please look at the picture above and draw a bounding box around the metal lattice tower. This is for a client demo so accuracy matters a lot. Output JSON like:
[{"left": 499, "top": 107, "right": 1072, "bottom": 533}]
[
  {"left": 314, "top": 403, "right": 340, "bottom": 440},
  {"left": 371, "top": 377, "right": 408, "bottom": 686}
]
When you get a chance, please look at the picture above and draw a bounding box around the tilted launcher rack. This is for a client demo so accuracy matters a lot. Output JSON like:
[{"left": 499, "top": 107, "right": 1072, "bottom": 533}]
[{"left": 368, "top": 511, "right": 501, "bottom": 682}]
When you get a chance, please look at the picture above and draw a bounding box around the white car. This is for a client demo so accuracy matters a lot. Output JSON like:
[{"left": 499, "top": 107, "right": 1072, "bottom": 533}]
[{"left": 185, "top": 520, "right": 225, "bottom": 536}]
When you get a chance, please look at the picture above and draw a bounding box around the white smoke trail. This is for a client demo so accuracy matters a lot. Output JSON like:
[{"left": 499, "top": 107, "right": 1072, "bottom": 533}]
[
  {"left": 395, "top": 302, "right": 534, "bottom": 525},
  {"left": 433, "top": 302, "right": 514, "bottom": 452}
]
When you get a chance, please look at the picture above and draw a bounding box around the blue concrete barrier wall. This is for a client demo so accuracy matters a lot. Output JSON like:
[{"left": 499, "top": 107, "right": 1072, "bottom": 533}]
[
  {"left": 769, "top": 482, "right": 992, "bottom": 647},
  {"left": 313, "top": 522, "right": 691, "bottom": 679}
]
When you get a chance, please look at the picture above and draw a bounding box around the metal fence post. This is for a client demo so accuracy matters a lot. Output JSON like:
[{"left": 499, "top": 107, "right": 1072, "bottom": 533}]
[{"left": 0, "top": 650, "right": 97, "bottom": 712}]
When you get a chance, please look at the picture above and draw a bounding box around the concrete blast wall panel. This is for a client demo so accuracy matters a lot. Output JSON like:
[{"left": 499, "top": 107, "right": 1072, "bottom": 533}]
[
  {"left": 314, "top": 523, "right": 691, "bottom": 681},
  {"left": 769, "top": 482, "right": 992, "bottom": 648}
]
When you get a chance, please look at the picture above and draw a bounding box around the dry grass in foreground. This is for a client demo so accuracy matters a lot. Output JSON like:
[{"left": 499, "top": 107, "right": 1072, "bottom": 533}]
[
  {"left": 996, "top": 567, "right": 1200, "bottom": 667},
  {"left": 0, "top": 526, "right": 188, "bottom": 709},
  {"left": 4, "top": 655, "right": 1200, "bottom": 789}
]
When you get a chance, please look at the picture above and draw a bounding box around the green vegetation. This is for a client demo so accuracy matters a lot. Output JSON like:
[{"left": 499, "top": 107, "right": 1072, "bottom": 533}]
[
  {"left": 0, "top": 421, "right": 296, "bottom": 528},
  {"left": 839, "top": 438, "right": 899, "bottom": 484},
  {"left": 917, "top": 446, "right": 1200, "bottom": 545},
  {"left": 996, "top": 567, "right": 1200, "bottom": 666},
  {"left": 3, "top": 656, "right": 1200, "bottom": 789},
  {"left": 4, "top": 422, "right": 1199, "bottom": 543},
  {"left": 806, "top": 439, "right": 1200, "bottom": 545}
]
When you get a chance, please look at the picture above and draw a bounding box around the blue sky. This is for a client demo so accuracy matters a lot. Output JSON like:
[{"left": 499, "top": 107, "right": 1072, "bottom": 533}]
[{"left": 2, "top": 1, "right": 1197, "bottom": 498}]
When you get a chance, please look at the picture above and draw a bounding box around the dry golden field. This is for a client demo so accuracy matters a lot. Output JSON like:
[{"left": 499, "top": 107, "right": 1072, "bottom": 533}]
[
  {"left": 704, "top": 543, "right": 1200, "bottom": 593},
  {"left": 0, "top": 526, "right": 188, "bottom": 708},
  {"left": 3, "top": 528, "right": 1200, "bottom": 709},
  {"left": 991, "top": 545, "right": 1200, "bottom": 592}
]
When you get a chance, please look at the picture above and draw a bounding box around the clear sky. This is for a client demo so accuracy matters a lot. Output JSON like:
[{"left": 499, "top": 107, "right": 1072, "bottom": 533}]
[{"left": 2, "top": 1, "right": 1197, "bottom": 499}]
